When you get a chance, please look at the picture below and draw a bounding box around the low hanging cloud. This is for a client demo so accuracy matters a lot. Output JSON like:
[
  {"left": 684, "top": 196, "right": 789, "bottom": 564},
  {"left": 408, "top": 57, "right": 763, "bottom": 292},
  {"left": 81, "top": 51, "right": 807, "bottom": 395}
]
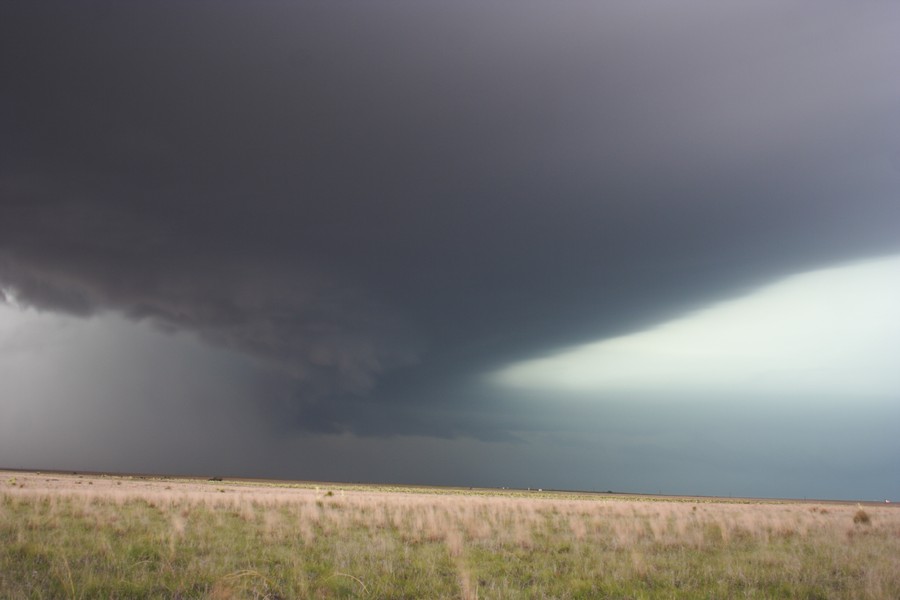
[
  {"left": 0, "top": 250, "right": 419, "bottom": 397},
  {"left": 492, "top": 255, "right": 900, "bottom": 399}
]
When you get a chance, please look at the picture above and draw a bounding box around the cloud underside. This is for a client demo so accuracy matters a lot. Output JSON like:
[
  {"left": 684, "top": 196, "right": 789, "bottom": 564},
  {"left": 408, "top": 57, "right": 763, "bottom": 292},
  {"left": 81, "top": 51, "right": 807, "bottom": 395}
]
[
  {"left": 1, "top": 1, "right": 900, "bottom": 438},
  {"left": 493, "top": 256, "right": 900, "bottom": 398}
]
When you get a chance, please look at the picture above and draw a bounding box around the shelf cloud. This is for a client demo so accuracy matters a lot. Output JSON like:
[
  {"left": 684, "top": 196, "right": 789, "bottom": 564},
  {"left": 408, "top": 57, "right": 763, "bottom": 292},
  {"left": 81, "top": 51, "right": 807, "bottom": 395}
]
[{"left": 2, "top": 0, "right": 899, "bottom": 498}]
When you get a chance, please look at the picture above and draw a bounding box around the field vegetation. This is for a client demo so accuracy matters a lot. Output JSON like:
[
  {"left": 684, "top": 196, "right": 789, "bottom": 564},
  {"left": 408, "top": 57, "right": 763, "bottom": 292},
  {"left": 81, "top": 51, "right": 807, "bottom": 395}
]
[{"left": 1, "top": 470, "right": 898, "bottom": 599}]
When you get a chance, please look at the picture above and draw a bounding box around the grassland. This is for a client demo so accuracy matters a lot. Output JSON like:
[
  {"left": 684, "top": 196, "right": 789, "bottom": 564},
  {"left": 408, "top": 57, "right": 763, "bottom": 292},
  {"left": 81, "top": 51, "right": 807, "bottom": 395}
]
[{"left": 1, "top": 470, "right": 898, "bottom": 599}]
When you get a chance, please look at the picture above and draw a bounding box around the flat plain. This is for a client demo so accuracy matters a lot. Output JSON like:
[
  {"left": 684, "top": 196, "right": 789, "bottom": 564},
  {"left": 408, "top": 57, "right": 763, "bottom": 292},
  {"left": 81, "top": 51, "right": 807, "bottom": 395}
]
[{"left": 1, "top": 469, "right": 898, "bottom": 599}]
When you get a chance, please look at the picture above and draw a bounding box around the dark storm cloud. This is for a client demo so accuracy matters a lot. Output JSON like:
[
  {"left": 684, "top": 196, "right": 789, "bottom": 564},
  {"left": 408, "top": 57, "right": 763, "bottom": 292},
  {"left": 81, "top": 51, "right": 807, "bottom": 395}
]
[{"left": 2, "top": 1, "right": 900, "bottom": 437}]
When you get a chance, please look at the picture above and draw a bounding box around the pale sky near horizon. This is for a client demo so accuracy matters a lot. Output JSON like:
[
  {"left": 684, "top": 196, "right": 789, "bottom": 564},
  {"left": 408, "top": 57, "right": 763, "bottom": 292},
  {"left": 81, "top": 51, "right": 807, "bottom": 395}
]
[{"left": 493, "top": 255, "right": 900, "bottom": 400}]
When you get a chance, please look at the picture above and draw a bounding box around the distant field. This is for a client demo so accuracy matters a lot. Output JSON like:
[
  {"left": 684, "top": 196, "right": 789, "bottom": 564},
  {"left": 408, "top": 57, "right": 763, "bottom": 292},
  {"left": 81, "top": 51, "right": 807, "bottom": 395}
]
[{"left": 2, "top": 470, "right": 898, "bottom": 599}]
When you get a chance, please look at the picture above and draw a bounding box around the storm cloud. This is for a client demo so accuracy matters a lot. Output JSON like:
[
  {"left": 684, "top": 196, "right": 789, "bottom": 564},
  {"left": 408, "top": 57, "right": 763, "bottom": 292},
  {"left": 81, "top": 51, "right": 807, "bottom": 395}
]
[{"left": 2, "top": 1, "right": 899, "bottom": 498}]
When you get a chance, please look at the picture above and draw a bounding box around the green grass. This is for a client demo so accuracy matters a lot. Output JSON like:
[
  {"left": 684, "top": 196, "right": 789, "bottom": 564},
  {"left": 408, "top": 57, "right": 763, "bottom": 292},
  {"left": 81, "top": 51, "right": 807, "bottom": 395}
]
[{"left": 1, "top": 474, "right": 898, "bottom": 599}]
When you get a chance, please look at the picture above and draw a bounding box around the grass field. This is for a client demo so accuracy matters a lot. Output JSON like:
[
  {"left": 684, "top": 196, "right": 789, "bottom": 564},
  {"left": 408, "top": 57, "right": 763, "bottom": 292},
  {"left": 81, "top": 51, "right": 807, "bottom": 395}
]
[{"left": 2, "top": 470, "right": 898, "bottom": 599}]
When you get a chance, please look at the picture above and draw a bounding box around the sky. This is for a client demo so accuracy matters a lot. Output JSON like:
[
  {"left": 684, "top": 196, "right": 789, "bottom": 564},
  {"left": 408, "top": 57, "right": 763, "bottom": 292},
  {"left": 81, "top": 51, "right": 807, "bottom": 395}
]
[{"left": 1, "top": 1, "right": 899, "bottom": 501}]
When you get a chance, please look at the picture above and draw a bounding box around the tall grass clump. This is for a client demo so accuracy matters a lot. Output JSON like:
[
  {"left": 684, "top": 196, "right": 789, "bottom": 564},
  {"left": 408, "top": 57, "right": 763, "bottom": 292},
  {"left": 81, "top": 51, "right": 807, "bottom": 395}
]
[{"left": 854, "top": 508, "right": 871, "bottom": 525}]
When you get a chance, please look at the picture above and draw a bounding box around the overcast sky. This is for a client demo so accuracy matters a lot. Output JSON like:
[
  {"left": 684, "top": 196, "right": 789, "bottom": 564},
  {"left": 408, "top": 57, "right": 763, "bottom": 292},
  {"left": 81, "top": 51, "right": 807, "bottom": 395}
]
[{"left": 2, "top": 1, "right": 899, "bottom": 500}]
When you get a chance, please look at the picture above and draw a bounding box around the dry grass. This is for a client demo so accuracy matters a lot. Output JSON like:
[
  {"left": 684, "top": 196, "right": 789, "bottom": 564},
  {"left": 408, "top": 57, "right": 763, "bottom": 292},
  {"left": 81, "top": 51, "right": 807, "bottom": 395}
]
[{"left": 2, "top": 470, "right": 899, "bottom": 598}]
